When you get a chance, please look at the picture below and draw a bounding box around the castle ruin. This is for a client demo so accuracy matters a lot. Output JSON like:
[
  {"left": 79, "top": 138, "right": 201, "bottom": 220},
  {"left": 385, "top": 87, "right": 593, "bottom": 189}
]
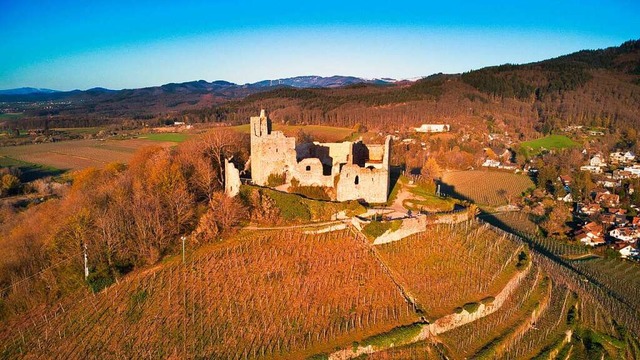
[{"left": 245, "top": 109, "right": 391, "bottom": 203}]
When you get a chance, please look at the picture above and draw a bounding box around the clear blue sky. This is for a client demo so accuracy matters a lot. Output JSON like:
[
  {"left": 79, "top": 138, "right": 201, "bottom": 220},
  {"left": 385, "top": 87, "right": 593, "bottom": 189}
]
[{"left": 1, "top": 0, "right": 638, "bottom": 91}]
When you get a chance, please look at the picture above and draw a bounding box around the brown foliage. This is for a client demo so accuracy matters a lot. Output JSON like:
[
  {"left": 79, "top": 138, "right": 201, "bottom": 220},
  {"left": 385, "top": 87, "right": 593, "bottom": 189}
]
[{"left": 194, "top": 191, "right": 247, "bottom": 241}]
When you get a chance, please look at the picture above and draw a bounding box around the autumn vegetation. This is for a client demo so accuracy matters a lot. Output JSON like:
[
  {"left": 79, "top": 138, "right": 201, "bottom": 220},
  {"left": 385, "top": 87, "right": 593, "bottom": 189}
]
[{"left": 0, "top": 130, "right": 251, "bottom": 319}]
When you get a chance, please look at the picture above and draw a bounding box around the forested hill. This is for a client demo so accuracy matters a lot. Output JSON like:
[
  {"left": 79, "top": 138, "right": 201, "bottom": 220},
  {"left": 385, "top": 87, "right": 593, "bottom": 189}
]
[
  {"left": 4, "top": 39, "right": 640, "bottom": 138},
  {"left": 184, "top": 39, "right": 640, "bottom": 138}
]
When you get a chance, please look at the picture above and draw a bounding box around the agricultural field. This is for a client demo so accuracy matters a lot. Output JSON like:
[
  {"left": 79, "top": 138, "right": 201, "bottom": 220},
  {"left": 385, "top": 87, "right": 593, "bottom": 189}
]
[
  {"left": 520, "top": 134, "right": 578, "bottom": 154},
  {"left": 441, "top": 170, "right": 534, "bottom": 207},
  {"left": 375, "top": 221, "right": 524, "bottom": 319},
  {"left": 0, "top": 138, "right": 177, "bottom": 171},
  {"left": 0, "top": 113, "right": 24, "bottom": 121},
  {"left": 0, "top": 229, "right": 417, "bottom": 359},
  {"left": 139, "top": 132, "right": 191, "bottom": 142}
]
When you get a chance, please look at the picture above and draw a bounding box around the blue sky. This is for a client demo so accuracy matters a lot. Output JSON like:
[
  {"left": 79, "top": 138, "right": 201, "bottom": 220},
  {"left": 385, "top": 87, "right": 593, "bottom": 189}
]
[{"left": 1, "top": 0, "right": 638, "bottom": 90}]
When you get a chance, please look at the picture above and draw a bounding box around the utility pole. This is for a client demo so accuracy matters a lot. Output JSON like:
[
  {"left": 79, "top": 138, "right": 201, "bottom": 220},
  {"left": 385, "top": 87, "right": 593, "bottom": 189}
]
[
  {"left": 83, "top": 243, "right": 89, "bottom": 279},
  {"left": 181, "top": 236, "right": 186, "bottom": 264}
]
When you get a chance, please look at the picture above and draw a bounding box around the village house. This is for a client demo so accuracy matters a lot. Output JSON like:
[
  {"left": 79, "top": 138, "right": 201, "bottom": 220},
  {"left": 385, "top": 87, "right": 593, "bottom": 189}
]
[
  {"left": 414, "top": 124, "right": 450, "bottom": 133},
  {"left": 618, "top": 244, "right": 639, "bottom": 259},
  {"left": 589, "top": 154, "right": 606, "bottom": 167},
  {"left": 594, "top": 191, "right": 620, "bottom": 208},
  {"left": 576, "top": 221, "right": 605, "bottom": 246},
  {"left": 612, "top": 169, "right": 632, "bottom": 180},
  {"left": 610, "top": 151, "right": 635, "bottom": 164},
  {"left": 609, "top": 227, "right": 640, "bottom": 242},
  {"left": 580, "top": 203, "right": 602, "bottom": 215},
  {"left": 580, "top": 165, "right": 603, "bottom": 174},
  {"left": 597, "top": 177, "right": 620, "bottom": 189},
  {"left": 559, "top": 175, "right": 572, "bottom": 187},
  {"left": 623, "top": 164, "right": 640, "bottom": 177},
  {"left": 558, "top": 193, "right": 573, "bottom": 203},
  {"left": 600, "top": 213, "right": 616, "bottom": 225},
  {"left": 482, "top": 159, "right": 501, "bottom": 168}
]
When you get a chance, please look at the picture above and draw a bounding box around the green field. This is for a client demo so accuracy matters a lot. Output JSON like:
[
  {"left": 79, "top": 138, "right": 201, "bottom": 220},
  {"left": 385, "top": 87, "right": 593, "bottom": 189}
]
[
  {"left": 0, "top": 156, "right": 63, "bottom": 181},
  {"left": 0, "top": 113, "right": 24, "bottom": 120},
  {"left": 520, "top": 135, "right": 578, "bottom": 153},
  {"left": 140, "top": 133, "right": 190, "bottom": 142}
]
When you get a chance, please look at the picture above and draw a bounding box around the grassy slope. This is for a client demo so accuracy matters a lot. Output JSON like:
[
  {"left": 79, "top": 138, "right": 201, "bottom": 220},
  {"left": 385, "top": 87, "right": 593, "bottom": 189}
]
[{"left": 520, "top": 135, "right": 578, "bottom": 152}]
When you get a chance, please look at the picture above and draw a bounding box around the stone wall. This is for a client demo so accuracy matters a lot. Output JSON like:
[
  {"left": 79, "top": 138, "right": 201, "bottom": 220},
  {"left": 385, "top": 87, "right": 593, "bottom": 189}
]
[
  {"left": 336, "top": 164, "right": 390, "bottom": 203},
  {"left": 293, "top": 158, "right": 334, "bottom": 187},
  {"left": 224, "top": 159, "right": 240, "bottom": 197}
]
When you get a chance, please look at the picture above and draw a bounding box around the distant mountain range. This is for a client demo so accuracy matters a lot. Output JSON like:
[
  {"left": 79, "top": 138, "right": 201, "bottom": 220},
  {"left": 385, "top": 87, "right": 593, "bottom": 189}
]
[
  {"left": 0, "top": 87, "right": 61, "bottom": 95},
  {"left": 0, "top": 76, "right": 400, "bottom": 99},
  {"left": 2, "top": 39, "right": 639, "bottom": 132}
]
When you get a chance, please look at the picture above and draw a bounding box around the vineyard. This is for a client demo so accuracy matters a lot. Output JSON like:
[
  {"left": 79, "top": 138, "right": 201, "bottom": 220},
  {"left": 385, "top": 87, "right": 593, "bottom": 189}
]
[
  {"left": 0, "top": 138, "right": 177, "bottom": 170},
  {"left": 375, "top": 222, "right": 524, "bottom": 319},
  {"left": 441, "top": 170, "right": 534, "bottom": 207},
  {"left": 0, "top": 229, "right": 416, "bottom": 358},
  {"left": 2, "top": 219, "right": 640, "bottom": 359},
  {"left": 569, "top": 257, "right": 640, "bottom": 312},
  {"left": 487, "top": 211, "right": 539, "bottom": 235}
]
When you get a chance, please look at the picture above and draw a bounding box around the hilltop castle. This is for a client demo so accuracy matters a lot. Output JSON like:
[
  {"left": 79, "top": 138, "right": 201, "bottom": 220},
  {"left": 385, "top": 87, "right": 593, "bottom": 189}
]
[{"left": 226, "top": 110, "right": 391, "bottom": 203}]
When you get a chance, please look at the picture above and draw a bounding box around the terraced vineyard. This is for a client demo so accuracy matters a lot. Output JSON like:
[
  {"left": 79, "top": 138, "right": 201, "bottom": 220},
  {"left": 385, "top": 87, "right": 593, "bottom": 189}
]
[
  {"left": 2, "top": 220, "right": 639, "bottom": 359},
  {"left": 376, "top": 222, "right": 524, "bottom": 319},
  {"left": 441, "top": 170, "right": 534, "bottom": 207},
  {"left": 0, "top": 229, "right": 416, "bottom": 359},
  {"left": 439, "top": 264, "right": 547, "bottom": 358},
  {"left": 570, "top": 257, "right": 640, "bottom": 311},
  {"left": 488, "top": 211, "right": 539, "bottom": 235}
]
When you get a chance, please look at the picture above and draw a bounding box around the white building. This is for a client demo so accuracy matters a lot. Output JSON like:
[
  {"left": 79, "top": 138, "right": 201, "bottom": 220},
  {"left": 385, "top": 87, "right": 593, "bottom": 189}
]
[
  {"left": 610, "top": 151, "right": 635, "bottom": 163},
  {"left": 482, "top": 159, "right": 501, "bottom": 168},
  {"left": 589, "top": 154, "right": 606, "bottom": 167},
  {"left": 619, "top": 245, "right": 639, "bottom": 259},
  {"left": 623, "top": 165, "right": 640, "bottom": 177},
  {"left": 580, "top": 165, "right": 603, "bottom": 174},
  {"left": 415, "top": 124, "right": 450, "bottom": 133},
  {"left": 610, "top": 227, "right": 640, "bottom": 243}
]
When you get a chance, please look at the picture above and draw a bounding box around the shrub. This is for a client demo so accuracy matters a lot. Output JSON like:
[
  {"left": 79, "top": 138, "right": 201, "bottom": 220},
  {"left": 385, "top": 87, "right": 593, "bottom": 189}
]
[
  {"left": 361, "top": 324, "right": 422, "bottom": 348},
  {"left": 462, "top": 302, "right": 481, "bottom": 313},
  {"left": 362, "top": 221, "right": 392, "bottom": 240},
  {"left": 289, "top": 183, "right": 331, "bottom": 201},
  {"left": 481, "top": 296, "right": 495, "bottom": 305},
  {"left": 267, "top": 172, "right": 286, "bottom": 187}
]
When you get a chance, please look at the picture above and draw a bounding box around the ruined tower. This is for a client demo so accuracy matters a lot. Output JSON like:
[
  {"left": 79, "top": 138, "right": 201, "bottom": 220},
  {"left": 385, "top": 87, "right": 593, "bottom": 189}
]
[
  {"left": 250, "top": 109, "right": 271, "bottom": 138},
  {"left": 249, "top": 110, "right": 296, "bottom": 186}
]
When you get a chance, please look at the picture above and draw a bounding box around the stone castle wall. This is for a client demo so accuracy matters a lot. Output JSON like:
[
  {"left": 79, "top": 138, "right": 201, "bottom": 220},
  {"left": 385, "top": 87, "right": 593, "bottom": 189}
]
[
  {"left": 224, "top": 159, "right": 241, "bottom": 197},
  {"left": 249, "top": 110, "right": 391, "bottom": 203}
]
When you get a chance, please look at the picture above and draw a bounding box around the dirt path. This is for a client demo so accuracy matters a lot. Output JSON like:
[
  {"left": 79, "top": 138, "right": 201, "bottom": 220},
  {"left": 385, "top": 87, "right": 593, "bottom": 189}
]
[{"left": 242, "top": 219, "right": 347, "bottom": 231}]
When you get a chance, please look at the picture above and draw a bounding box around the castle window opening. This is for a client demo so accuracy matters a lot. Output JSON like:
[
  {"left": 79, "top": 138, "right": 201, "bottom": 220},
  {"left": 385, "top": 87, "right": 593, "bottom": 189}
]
[
  {"left": 306, "top": 165, "right": 311, "bottom": 171},
  {"left": 354, "top": 175, "right": 359, "bottom": 185}
]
